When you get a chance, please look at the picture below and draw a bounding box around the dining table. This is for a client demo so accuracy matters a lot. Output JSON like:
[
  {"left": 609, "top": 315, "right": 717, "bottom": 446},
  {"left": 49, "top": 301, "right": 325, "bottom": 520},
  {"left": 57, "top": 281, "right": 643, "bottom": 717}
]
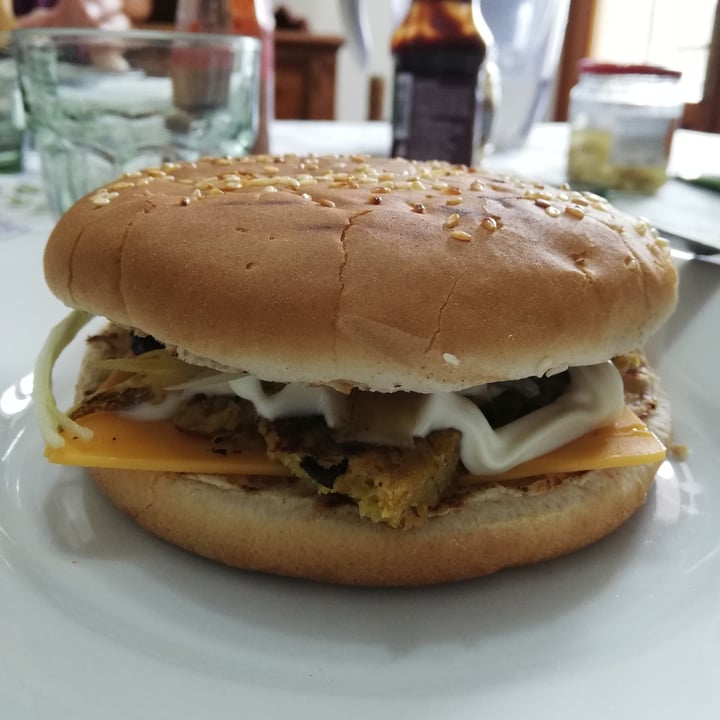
[{"left": 1, "top": 120, "right": 719, "bottom": 719}]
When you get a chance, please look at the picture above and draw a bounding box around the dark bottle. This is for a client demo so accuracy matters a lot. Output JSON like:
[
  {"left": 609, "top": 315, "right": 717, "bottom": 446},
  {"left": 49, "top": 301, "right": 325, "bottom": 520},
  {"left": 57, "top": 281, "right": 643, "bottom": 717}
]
[{"left": 390, "top": 0, "right": 495, "bottom": 166}]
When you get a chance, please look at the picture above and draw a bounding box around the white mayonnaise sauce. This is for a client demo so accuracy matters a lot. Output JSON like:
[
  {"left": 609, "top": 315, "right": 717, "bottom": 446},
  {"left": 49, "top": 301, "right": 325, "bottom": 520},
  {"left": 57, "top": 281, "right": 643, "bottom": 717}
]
[
  {"left": 121, "top": 362, "right": 625, "bottom": 476},
  {"left": 226, "top": 362, "right": 625, "bottom": 475},
  {"left": 412, "top": 364, "right": 623, "bottom": 473},
  {"left": 118, "top": 376, "right": 236, "bottom": 421}
]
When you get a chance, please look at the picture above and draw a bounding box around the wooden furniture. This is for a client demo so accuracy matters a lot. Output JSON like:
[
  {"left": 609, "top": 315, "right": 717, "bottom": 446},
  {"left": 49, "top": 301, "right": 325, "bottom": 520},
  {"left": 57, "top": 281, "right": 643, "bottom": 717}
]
[{"left": 274, "top": 30, "right": 344, "bottom": 120}]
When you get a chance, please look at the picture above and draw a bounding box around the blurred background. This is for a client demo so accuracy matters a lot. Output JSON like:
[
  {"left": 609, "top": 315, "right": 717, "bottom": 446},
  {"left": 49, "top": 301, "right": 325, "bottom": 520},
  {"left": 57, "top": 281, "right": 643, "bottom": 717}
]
[{"left": 131, "top": 0, "right": 720, "bottom": 138}]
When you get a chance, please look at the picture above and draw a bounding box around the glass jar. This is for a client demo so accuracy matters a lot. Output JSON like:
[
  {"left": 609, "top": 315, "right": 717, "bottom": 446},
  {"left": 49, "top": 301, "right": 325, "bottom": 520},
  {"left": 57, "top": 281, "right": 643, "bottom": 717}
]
[{"left": 567, "top": 61, "right": 683, "bottom": 193}]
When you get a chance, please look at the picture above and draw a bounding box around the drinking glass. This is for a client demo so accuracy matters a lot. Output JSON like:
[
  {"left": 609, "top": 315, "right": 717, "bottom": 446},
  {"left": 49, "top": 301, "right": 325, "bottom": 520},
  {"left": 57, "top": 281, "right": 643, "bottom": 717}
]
[
  {"left": 0, "top": 33, "right": 23, "bottom": 172},
  {"left": 13, "top": 28, "right": 260, "bottom": 217}
]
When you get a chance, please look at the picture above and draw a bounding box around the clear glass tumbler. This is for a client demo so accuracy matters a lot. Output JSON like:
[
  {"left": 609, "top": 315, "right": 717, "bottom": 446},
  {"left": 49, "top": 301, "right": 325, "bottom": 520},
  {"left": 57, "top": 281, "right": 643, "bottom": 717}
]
[
  {"left": 13, "top": 28, "right": 261, "bottom": 217},
  {"left": 0, "top": 34, "right": 24, "bottom": 173}
]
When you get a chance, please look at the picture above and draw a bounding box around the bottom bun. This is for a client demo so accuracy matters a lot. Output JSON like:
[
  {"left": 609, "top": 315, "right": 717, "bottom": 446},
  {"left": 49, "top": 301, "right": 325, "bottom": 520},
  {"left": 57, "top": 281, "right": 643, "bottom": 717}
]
[{"left": 90, "top": 458, "right": 663, "bottom": 586}]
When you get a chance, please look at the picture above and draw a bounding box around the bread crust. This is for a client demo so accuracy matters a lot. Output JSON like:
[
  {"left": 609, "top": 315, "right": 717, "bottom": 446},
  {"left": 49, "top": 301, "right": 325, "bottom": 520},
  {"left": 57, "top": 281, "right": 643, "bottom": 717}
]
[{"left": 44, "top": 155, "right": 678, "bottom": 392}]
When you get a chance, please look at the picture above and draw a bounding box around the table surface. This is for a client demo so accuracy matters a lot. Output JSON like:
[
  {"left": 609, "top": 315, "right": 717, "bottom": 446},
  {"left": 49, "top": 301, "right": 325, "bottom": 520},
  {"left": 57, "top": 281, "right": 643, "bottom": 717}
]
[{"left": 1, "top": 120, "right": 719, "bottom": 391}]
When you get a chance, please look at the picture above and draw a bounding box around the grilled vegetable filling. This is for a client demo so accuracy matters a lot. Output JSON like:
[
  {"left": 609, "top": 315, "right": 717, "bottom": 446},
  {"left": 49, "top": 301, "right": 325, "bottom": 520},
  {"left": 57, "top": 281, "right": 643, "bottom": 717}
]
[{"left": 64, "top": 329, "right": 584, "bottom": 528}]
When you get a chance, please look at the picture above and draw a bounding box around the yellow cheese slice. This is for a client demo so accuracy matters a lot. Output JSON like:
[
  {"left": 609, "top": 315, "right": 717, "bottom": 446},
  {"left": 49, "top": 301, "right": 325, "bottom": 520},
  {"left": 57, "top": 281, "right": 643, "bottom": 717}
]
[
  {"left": 45, "top": 406, "right": 665, "bottom": 482},
  {"left": 45, "top": 411, "right": 289, "bottom": 476}
]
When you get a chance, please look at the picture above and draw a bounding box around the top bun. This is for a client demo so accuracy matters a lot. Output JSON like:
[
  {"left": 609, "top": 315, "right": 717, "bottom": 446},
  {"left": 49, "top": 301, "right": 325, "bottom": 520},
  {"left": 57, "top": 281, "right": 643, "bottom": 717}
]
[{"left": 44, "top": 155, "right": 677, "bottom": 392}]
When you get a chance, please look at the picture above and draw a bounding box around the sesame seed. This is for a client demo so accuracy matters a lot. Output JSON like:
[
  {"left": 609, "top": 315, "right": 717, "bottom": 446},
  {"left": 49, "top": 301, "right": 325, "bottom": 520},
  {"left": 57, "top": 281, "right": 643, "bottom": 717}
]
[
  {"left": 442, "top": 352, "right": 460, "bottom": 367},
  {"left": 442, "top": 185, "right": 462, "bottom": 195},
  {"left": 545, "top": 206, "right": 562, "bottom": 218},
  {"left": 280, "top": 177, "right": 301, "bottom": 188},
  {"left": 655, "top": 236, "right": 670, "bottom": 247},
  {"left": 446, "top": 197, "right": 463, "bottom": 206},
  {"left": 180, "top": 197, "right": 191, "bottom": 206},
  {"left": 564, "top": 204, "right": 585, "bottom": 219},
  {"left": 109, "top": 181, "right": 135, "bottom": 190},
  {"left": 248, "top": 177, "right": 284, "bottom": 187},
  {"left": 370, "top": 195, "right": 383, "bottom": 205},
  {"left": 451, "top": 230, "right": 472, "bottom": 242},
  {"left": 411, "top": 180, "right": 426, "bottom": 191},
  {"left": 445, "top": 213, "right": 460, "bottom": 228},
  {"left": 634, "top": 220, "right": 648, "bottom": 235},
  {"left": 123, "top": 171, "right": 143, "bottom": 178},
  {"left": 191, "top": 188, "right": 203, "bottom": 199},
  {"left": 319, "top": 198, "right": 336, "bottom": 208},
  {"left": 91, "top": 195, "right": 110, "bottom": 206},
  {"left": 263, "top": 165, "right": 280, "bottom": 175},
  {"left": 481, "top": 216, "right": 498, "bottom": 232},
  {"left": 624, "top": 255, "right": 638, "bottom": 270},
  {"left": 263, "top": 185, "right": 278, "bottom": 193},
  {"left": 469, "top": 180, "right": 484, "bottom": 191},
  {"left": 207, "top": 187, "right": 225, "bottom": 197},
  {"left": 411, "top": 203, "right": 426, "bottom": 214},
  {"left": 372, "top": 186, "right": 392, "bottom": 194},
  {"left": 534, "top": 198, "right": 552, "bottom": 209}
]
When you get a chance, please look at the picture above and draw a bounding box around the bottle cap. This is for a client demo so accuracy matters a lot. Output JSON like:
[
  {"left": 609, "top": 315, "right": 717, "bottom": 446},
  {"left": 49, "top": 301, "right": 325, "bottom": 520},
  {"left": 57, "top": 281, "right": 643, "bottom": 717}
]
[{"left": 577, "top": 59, "right": 681, "bottom": 79}]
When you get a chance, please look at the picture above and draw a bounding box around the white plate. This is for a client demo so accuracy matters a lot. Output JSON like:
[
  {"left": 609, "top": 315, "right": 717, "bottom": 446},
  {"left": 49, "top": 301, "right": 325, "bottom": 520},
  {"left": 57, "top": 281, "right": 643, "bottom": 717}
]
[{"left": 1, "top": 257, "right": 719, "bottom": 719}]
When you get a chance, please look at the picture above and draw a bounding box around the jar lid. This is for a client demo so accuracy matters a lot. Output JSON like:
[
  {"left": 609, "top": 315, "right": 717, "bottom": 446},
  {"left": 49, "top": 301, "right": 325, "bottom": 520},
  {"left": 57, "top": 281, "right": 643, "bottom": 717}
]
[{"left": 578, "top": 59, "right": 681, "bottom": 79}]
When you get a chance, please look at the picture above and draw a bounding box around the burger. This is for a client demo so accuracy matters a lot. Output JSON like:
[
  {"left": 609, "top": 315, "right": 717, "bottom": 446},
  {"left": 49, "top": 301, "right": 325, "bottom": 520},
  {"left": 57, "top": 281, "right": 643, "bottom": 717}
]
[{"left": 34, "top": 155, "right": 677, "bottom": 585}]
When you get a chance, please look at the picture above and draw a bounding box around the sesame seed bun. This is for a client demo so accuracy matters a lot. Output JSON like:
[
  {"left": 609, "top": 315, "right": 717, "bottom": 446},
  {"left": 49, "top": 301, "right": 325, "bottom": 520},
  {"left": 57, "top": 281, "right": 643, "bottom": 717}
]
[
  {"left": 47, "top": 155, "right": 677, "bottom": 585},
  {"left": 44, "top": 155, "right": 677, "bottom": 393}
]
